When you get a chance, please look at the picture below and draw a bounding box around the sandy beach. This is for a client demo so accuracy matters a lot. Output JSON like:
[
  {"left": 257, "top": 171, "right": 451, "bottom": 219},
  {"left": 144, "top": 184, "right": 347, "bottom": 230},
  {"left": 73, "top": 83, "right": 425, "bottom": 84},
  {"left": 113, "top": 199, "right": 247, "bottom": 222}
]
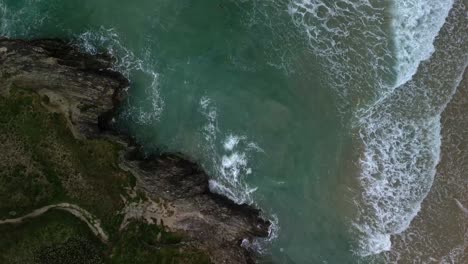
[{"left": 384, "top": 52, "right": 468, "bottom": 263}]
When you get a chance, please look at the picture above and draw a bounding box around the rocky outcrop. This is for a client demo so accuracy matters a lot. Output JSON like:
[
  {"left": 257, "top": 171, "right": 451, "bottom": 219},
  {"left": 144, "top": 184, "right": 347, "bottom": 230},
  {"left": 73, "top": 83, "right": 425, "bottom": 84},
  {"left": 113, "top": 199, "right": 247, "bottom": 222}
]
[
  {"left": 0, "top": 38, "right": 128, "bottom": 138},
  {"left": 0, "top": 38, "right": 270, "bottom": 264},
  {"left": 121, "top": 151, "right": 270, "bottom": 264}
]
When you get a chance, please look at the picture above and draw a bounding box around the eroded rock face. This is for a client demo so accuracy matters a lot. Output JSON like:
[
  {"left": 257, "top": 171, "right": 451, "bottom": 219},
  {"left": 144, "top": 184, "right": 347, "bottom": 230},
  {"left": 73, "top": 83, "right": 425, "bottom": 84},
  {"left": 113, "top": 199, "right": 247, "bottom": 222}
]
[
  {"left": 0, "top": 38, "right": 270, "bottom": 264},
  {"left": 121, "top": 150, "right": 270, "bottom": 264},
  {"left": 0, "top": 38, "right": 128, "bottom": 138}
]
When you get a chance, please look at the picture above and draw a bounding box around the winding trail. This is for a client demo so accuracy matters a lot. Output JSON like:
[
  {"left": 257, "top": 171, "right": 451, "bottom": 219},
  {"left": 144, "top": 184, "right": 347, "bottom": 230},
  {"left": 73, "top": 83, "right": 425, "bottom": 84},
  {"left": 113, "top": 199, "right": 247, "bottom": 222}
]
[{"left": 0, "top": 203, "right": 109, "bottom": 244}]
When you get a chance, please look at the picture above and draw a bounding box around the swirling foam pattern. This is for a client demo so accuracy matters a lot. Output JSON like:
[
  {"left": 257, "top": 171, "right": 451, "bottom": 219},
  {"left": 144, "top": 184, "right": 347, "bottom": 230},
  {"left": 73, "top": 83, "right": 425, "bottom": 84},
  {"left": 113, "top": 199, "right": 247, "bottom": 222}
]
[{"left": 289, "top": 0, "right": 459, "bottom": 256}]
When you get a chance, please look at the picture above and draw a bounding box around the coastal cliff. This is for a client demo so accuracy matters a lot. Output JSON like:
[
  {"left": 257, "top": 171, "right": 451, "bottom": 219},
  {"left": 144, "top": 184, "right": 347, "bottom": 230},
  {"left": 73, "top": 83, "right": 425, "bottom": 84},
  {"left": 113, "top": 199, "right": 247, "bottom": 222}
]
[{"left": 0, "top": 38, "right": 270, "bottom": 264}]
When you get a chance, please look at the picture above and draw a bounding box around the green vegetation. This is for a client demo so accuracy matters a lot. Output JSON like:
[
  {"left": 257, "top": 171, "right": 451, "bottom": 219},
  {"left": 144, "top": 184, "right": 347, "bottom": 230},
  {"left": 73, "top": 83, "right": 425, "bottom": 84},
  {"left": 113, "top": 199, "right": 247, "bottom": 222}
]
[
  {"left": 0, "top": 211, "right": 104, "bottom": 264},
  {"left": 112, "top": 221, "right": 211, "bottom": 264},
  {"left": 0, "top": 89, "right": 127, "bottom": 224},
  {"left": 0, "top": 89, "right": 211, "bottom": 263}
]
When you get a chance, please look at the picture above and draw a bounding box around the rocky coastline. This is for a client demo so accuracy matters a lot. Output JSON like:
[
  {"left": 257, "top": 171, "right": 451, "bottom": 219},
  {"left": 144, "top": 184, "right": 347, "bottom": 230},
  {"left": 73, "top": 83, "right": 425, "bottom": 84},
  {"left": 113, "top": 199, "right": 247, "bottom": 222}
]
[{"left": 0, "top": 37, "right": 270, "bottom": 264}]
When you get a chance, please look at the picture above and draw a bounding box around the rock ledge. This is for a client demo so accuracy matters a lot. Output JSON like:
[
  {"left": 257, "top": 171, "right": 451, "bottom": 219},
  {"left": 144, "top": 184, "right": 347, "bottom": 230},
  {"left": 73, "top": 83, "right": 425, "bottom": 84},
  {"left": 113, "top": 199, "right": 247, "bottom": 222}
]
[{"left": 0, "top": 38, "right": 270, "bottom": 264}]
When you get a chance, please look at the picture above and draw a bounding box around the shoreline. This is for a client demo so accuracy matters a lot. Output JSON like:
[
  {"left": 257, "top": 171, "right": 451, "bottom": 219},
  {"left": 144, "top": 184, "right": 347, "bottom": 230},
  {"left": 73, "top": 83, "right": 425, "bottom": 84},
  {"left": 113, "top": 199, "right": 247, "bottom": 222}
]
[
  {"left": 382, "top": 0, "right": 468, "bottom": 259},
  {"left": 0, "top": 37, "right": 270, "bottom": 264},
  {"left": 385, "top": 67, "right": 468, "bottom": 263}
]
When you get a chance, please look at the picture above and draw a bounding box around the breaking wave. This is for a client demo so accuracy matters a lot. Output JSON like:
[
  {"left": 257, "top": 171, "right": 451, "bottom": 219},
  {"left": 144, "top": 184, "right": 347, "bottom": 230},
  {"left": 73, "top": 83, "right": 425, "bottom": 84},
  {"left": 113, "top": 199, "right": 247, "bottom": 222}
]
[
  {"left": 289, "top": 0, "right": 395, "bottom": 106},
  {"left": 199, "top": 96, "right": 261, "bottom": 205},
  {"left": 2, "top": 0, "right": 465, "bottom": 259},
  {"left": 392, "top": 0, "right": 454, "bottom": 86},
  {"left": 354, "top": 0, "right": 464, "bottom": 256},
  {"left": 289, "top": 0, "right": 462, "bottom": 257},
  {"left": 76, "top": 28, "right": 262, "bottom": 209}
]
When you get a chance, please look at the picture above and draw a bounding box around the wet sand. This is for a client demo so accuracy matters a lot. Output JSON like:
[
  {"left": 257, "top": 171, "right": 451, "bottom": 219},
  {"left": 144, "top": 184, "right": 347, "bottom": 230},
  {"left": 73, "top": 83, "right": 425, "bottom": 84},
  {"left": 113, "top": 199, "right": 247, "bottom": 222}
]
[
  {"left": 383, "top": 65, "right": 468, "bottom": 262},
  {"left": 374, "top": 0, "right": 468, "bottom": 262}
]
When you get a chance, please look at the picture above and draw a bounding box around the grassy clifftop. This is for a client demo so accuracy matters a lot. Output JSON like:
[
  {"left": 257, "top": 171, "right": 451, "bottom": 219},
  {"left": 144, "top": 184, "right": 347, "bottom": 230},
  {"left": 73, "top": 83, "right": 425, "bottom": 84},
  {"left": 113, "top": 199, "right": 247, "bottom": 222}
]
[{"left": 0, "top": 89, "right": 211, "bottom": 264}]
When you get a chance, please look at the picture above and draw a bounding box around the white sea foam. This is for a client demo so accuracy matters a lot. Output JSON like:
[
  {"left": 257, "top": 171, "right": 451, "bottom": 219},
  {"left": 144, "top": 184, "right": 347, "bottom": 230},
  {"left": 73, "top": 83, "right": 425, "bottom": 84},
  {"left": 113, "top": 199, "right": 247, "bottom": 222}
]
[
  {"left": 198, "top": 97, "right": 274, "bottom": 251},
  {"left": 354, "top": 0, "right": 462, "bottom": 257},
  {"left": 289, "top": 0, "right": 395, "bottom": 105},
  {"left": 75, "top": 27, "right": 164, "bottom": 124},
  {"left": 392, "top": 0, "right": 454, "bottom": 87},
  {"left": 224, "top": 134, "right": 244, "bottom": 151},
  {"left": 199, "top": 96, "right": 260, "bottom": 205},
  {"left": 76, "top": 27, "right": 261, "bottom": 212},
  {"left": 289, "top": 0, "right": 461, "bottom": 257},
  {"left": 355, "top": 112, "right": 443, "bottom": 255},
  {"left": 241, "top": 214, "right": 280, "bottom": 254},
  {"left": 0, "top": 0, "right": 47, "bottom": 38}
]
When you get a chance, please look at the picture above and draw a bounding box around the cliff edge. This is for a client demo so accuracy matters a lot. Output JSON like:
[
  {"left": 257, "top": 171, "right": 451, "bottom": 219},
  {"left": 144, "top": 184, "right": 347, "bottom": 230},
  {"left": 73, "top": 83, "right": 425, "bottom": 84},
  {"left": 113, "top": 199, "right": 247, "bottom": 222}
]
[{"left": 0, "top": 37, "right": 270, "bottom": 264}]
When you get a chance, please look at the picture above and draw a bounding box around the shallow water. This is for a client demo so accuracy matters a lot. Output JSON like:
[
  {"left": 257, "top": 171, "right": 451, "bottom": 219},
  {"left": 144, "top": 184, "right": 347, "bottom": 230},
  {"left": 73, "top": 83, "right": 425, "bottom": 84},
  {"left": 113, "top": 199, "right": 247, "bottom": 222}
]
[{"left": 1, "top": 0, "right": 466, "bottom": 263}]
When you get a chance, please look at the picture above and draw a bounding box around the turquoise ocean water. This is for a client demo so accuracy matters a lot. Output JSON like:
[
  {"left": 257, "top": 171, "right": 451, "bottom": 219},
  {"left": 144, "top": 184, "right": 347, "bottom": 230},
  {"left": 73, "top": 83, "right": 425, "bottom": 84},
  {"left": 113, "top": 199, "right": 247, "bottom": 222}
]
[{"left": 1, "top": 0, "right": 466, "bottom": 263}]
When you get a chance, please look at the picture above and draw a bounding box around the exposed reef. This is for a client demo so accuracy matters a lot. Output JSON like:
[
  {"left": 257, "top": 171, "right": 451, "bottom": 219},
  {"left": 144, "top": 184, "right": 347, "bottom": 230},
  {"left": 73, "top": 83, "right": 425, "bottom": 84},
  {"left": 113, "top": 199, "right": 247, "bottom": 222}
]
[{"left": 0, "top": 37, "right": 270, "bottom": 264}]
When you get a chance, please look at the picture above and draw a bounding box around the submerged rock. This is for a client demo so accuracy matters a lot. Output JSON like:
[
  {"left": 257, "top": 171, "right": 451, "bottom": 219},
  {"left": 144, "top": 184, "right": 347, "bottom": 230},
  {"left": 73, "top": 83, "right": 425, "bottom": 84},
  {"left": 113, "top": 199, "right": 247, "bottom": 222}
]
[{"left": 0, "top": 38, "right": 270, "bottom": 264}]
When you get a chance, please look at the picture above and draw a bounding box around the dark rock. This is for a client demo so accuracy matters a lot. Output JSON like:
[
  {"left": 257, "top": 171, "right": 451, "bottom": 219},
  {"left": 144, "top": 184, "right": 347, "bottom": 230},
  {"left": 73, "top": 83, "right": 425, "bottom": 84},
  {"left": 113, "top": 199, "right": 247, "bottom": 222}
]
[
  {"left": 0, "top": 38, "right": 128, "bottom": 139},
  {"left": 0, "top": 38, "right": 270, "bottom": 264}
]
